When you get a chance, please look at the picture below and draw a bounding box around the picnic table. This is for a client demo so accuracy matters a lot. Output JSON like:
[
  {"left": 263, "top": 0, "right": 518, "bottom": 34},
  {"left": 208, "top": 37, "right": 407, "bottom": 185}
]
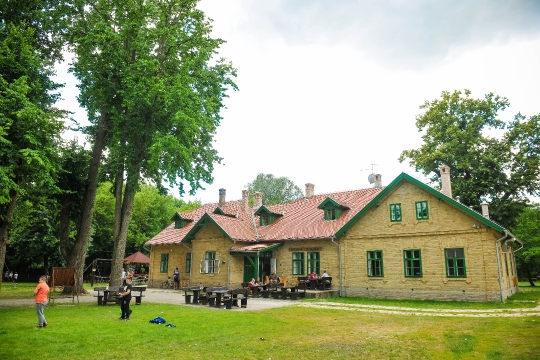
[
  {"left": 94, "top": 287, "right": 122, "bottom": 306},
  {"left": 211, "top": 289, "right": 230, "bottom": 308},
  {"left": 182, "top": 286, "right": 202, "bottom": 304},
  {"left": 94, "top": 286, "right": 146, "bottom": 305}
]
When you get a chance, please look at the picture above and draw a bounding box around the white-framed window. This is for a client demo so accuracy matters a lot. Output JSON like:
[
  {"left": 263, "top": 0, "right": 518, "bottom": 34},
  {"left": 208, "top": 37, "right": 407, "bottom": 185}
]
[{"left": 200, "top": 251, "right": 220, "bottom": 274}]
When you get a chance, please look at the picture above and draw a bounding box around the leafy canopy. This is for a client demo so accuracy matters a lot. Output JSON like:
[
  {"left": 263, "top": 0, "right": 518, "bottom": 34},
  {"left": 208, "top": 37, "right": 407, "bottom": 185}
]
[{"left": 247, "top": 174, "right": 304, "bottom": 206}]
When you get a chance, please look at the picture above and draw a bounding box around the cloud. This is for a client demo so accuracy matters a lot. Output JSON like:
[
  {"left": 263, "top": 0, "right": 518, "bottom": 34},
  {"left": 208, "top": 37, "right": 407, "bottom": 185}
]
[{"left": 240, "top": 0, "right": 540, "bottom": 68}]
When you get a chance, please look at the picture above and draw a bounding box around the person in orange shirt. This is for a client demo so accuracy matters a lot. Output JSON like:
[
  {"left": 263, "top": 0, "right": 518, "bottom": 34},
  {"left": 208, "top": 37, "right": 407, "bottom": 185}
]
[{"left": 34, "top": 275, "right": 50, "bottom": 328}]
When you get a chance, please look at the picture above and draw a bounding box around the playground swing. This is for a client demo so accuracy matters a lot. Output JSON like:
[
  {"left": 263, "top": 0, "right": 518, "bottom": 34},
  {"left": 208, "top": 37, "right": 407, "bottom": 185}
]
[{"left": 85, "top": 259, "right": 112, "bottom": 286}]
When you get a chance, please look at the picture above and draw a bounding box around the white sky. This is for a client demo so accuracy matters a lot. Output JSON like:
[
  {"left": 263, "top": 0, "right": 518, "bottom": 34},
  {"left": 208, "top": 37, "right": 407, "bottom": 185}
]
[{"left": 56, "top": 0, "right": 540, "bottom": 205}]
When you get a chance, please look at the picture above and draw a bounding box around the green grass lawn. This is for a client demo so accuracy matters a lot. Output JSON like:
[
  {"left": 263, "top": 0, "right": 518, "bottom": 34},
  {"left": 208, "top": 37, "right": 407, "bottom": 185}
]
[{"left": 1, "top": 283, "right": 539, "bottom": 359}]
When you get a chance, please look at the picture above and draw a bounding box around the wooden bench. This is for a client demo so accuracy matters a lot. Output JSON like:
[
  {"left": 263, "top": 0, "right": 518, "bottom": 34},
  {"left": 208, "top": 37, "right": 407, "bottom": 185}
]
[
  {"left": 131, "top": 286, "right": 146, "bottom": 305},
  {"left": 296, "top": 282, "right": 307, "bottom": 298},
  {"left": 231, "top": 288, "right": 249, "bottom": 308},
  {"left": 319, "top": 277, "right": 332, "bottom": 290}
]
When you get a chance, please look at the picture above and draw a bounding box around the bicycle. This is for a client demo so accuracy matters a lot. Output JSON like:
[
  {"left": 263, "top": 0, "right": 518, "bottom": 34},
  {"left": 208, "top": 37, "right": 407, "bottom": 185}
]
[{"left": 161, "top": 276, "right": 174, "bottom": 289}]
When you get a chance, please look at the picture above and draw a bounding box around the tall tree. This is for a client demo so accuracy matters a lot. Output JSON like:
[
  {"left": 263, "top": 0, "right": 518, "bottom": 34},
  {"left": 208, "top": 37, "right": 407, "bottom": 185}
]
[
  {"left": 0, "top": 21, "right": 66, "bottom": 288},
  {"left": 247, "top": 174, "right": 304, "bottom": 205},
  {"left": 399, "top": 90, "right": 540, "bottom": 228},
  {"left": 511, "top": 205, "right": 540, "bottom": 286},
  {"left": 67, "top": 0, "right": 237, "bottom": 287}
]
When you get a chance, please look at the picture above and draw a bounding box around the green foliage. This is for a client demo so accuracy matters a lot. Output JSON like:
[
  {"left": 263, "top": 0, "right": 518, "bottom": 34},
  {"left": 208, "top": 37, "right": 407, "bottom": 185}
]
[
  {"left": 399, "top": 90, "right": 540, "bottom": 228},
  {"left": 68, "top": 0, "right": 237, "bottom": 196},
  {"left": 247, "top": 173, "right": 304, "bottom": 205},
  {"left": 512, "top": 205, "right": 540, "bottom": 282},
  {"left": 91, "top": 183, "right": 178, "bottom": 258},
  {"left": 0, "top": 24, "right": 65, "bottom": 205},
  {"left": 0, "top": 0, "right": 74, "bottom": 62},
  {"left": 175, "top": 198, "right": 202, "bottom": 213},
  {"left": 9, "top": 199, "right": 64, "bottom": 270}
]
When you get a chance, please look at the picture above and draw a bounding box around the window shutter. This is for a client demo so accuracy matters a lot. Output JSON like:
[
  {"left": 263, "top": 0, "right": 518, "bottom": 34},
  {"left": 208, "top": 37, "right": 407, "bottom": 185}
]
[{"left": 200, "top": 259, "right": 203, "bottom": 274}]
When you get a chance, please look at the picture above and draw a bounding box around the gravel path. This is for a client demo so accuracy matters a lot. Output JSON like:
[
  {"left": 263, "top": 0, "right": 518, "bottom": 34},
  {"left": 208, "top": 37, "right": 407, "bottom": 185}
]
[
  {"left": 0, "top": 288, "right": 292, "bottom": 311},
  {"left": 2, "top": 288, "right": 539, "bottom": 317}
]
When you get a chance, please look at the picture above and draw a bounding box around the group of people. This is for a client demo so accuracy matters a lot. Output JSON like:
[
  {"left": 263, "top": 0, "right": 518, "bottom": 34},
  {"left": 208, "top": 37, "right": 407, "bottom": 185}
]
[
  {"left": 247, "top": 270, "right": 281, "bottom": 289},
  {"left": 33, "top": 273, "right": 135, "bottom": 328},
  {"left": 3, "top": 271, "right": 18, "bottom": 282},
  {"left": 307, "top": 270, "right": 330, "bottom": 284}
]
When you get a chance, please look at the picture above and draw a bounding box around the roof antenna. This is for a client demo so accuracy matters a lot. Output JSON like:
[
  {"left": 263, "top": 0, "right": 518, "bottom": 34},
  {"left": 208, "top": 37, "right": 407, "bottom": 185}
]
[{"left": 360, "top": 161, "right": 378, "bottom": 187}]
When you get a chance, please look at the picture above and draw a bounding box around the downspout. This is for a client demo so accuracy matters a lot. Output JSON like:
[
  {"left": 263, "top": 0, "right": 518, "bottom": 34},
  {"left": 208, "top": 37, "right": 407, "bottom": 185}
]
[
  {"left": 181, "top": 243, "right": 193, "bottom": 285},
  {"left": 495, "top": 231, "right": 510, "bottom": 302},
  {"left": 512, "top": 240, "right": 523, "bottom": 288},
  {"left": 331, "top": 235, "right": 342, "bottom": 296},
  {"left": 227, "top": 239, "right": 237, "bottom": 288},
  {"left": 251, "top": 209, "right": 259, "bottom": 280}
]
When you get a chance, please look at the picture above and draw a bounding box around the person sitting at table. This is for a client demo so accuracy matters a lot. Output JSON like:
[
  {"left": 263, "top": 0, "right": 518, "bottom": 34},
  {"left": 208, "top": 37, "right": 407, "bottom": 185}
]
[
  {"left": 247, "top": 278, "right": 256, "bottom": 294},
  {"left": 321, "top": 270, "right": 330, "bottom": 283},
  {"left": 269, "top": 270, "right": 279, "bottom": 284},
  {"left": 307, "top": 270, "right": 317, "bottom": 282}
]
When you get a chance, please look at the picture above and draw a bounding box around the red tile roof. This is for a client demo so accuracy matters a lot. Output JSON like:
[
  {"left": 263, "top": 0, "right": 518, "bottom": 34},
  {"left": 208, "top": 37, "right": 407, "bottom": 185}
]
[{"left": 146, "top": 187, "right": 384, "bottom": 246}]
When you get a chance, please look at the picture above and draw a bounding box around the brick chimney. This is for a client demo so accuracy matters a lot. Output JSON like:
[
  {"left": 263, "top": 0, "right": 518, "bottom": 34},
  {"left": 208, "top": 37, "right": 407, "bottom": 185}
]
[
  {"left": 440, "top": 166, "right": 452, "bottom": 198},
  {"left": 253, "top": 192, "right": 263, "bottom": 208},
  {"left": 481, "top": 202, "right": 490, "bottom": 219},
  {"left": 374, "top": 174, "right": 382, "bottom": 189},
  {"left": 305, "top": 183, "right": 314, "bottom": 199},
  {"left": 242, "top": 189, "right": 249, "bottom": 212},
  {"left": 218, "top": 188, "right": 226, "bottom": 208}
]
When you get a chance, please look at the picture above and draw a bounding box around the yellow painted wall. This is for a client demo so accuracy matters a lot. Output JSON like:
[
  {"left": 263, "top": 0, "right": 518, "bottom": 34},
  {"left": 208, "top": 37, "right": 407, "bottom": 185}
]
[{"left": 341, "top": 181, "right": 518, "bottom": 301}]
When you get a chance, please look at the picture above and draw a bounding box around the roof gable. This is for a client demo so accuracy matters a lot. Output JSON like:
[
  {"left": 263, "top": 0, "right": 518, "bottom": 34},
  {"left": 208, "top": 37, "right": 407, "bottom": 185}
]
[
  {"left": 335, "top": 172, "right": 507, "bottom": 237},
  {"left": 183, "top": 213, "right": 232, "bottom": 242}
]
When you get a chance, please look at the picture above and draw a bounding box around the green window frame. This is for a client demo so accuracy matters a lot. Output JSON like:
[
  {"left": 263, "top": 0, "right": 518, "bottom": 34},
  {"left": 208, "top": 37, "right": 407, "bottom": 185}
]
[
  {"left": 307, "top": 252, "right": 320, "bottom": 275},
  {"left": 185, "top": 253, "right": 192, "bottom": 274},
  {"left": 292, "top": 252, "right": 304, "bottom": 275},
  {"left": 415, "top": 201, "right": 429, "bottom": 220},
  {"left": 445, "top": 248, "right": 466, "bottom": 277},
  {"left": 260, "top": 214, "right": 276, "bottom": 226},
  {"left": 403, "top": 249, "right": 422, "bottom": 277},
  {"left": 160, "top": 254, "right": 169, "bottom": 273},
  {"left": 390, "top": 203, "right": 402, "bottom": 222},
  {"left": 204, "top": 251, "right": 216, "bottom": 274},
  {"left": 367, "top": 250, "right": 384, "bottom": 277},
  {"left": 324, "top": 207, "right": 337, "bottom": 221}
]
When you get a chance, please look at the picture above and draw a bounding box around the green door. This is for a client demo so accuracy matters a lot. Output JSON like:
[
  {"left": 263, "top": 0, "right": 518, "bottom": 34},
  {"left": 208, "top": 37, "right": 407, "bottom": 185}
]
[{"left": 243, "top": 256, "right": 255, "bottom": 282}]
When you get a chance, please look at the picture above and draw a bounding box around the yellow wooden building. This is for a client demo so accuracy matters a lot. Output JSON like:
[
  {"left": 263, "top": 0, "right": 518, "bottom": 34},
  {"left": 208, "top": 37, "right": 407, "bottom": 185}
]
[{"left": 145, "top": 167, "right": 521, "bottom": 301}]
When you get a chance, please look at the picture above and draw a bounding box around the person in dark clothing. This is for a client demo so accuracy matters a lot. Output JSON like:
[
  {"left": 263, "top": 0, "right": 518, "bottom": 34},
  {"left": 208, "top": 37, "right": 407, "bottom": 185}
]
[{"left": 119, "top": 277, "right": 132, "bottom": 320}]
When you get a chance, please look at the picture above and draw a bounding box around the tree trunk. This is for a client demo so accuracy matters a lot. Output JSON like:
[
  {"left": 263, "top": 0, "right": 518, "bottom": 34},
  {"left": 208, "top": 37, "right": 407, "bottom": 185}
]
[
  {"left": 66, "top": 111, "right": 109, "bottom": 294},
  {"left": 58, "top": 194, "right": 73, "bottom": 263},
  {"left": 526, "top": 270, "right": 536, "bottom": 287},
  {"left": 110, "top": 176, "right": 137, "bottom": 287},
  {"left": 0, "top": 189, "right": 20, "bottom": 291}
]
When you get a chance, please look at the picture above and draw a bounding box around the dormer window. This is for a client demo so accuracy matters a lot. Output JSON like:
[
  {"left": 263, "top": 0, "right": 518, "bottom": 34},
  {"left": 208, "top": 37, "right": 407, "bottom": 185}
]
[
  {"left": 324, "top": 207, "right": 338, "bottom": 221},
  {"left": 254, "top": 206, "right": 281, "bottom": 226},
  {"left": 317, "top": 197, "right": 349, "bottom": 221},
  {"left": 171, "top": 213, "right": 192, "bottom": 229},
  {"left": 260, "top": 214, "right": 275, "bottom": 226},
  {"left": 175, "top": 218, "right": 186, "bottom": 229}
]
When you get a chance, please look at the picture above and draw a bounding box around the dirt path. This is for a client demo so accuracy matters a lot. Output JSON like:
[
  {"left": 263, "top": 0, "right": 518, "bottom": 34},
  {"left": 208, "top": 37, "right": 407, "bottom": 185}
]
[{"left": 296, "top": 302, "right": 540, "bottom": 317}]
